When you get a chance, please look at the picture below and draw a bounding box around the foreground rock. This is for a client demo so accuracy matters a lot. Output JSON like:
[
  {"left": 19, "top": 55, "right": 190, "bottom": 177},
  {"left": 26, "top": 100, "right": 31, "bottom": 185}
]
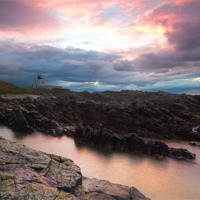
[
  {"left": 0, "top": 137, "right": 81, "bottom": 199},
  {"left": 74, "top": 123, "right": 196, "bottom": 161},
  {"left": 83, "top": 177, "right": 149, "bottom": 200},
  {"left": 0, "top": 137, "right": 149, "bottom": 200}
]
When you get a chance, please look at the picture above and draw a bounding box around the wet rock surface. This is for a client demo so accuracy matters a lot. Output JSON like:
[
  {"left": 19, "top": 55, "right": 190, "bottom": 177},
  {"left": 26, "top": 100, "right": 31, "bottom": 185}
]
[{"left": 0, "top": 137, "right": 150, "bottom": 200}]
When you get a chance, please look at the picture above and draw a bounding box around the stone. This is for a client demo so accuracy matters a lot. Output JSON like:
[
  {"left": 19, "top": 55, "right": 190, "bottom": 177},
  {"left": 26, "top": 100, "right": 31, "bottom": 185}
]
[
  {"left": 169, "top": 148, "right": 196, "bottom": 160},
  {"left": 124, "top": 133, "right": 146, "bottom": 153},
  {"left": 74, "top": 124, "right": 196, "bottom": 161},
  {"left": 0, "top": 137, "right": 81, "bottom": 199},
  {"left": 146, "top": 140, "right": 169, "bottom": 156},
  {"left": 83, "top": 177, "right": 150, "bottom": 200},
  {"left": 1, "top": 90, "right": 200, "bottom": 141},
  {"left": 0, "top": 137, "right": 150, "bottom": 200}
]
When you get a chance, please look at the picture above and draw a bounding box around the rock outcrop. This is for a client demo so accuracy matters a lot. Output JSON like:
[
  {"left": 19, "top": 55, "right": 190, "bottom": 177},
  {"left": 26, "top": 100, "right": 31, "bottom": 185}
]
[
  {"left": 74, "top": 123, "right": 196, "bottom": 161},
  {"left": 0, "top": 137, "right": 149, "bottom": 200},
  {"left": 0, "top": 97, "right": 72, "bottom": 136},
  {"left": 0, "top": 137, "right": 81, "bottom": 199},
  {"left": 1, "top": 90, "right": 200, "bottom": 141},
  {"left": 0, "top": 93, "right": 198, "bottom": 161}
]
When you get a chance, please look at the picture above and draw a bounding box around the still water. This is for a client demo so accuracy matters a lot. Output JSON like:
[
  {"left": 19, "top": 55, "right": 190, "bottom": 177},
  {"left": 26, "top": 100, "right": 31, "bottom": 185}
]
[{"left": 0, "top": 127, "right": 200, "bottom": 200}]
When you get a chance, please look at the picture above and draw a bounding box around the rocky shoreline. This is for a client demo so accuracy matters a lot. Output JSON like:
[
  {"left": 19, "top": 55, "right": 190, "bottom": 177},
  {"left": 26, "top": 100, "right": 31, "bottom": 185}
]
[
  {"left": 0, "top": 137, "right": 149, "bottom": 200},
  {"left": 0, "top": 91, "right": 200, "bottom": 199},
  {"left": 0, "top": 93, "right": 198, "bottom": 161},
  {"left": 1, "top": 90, "right": 200, "bottom": 141}
]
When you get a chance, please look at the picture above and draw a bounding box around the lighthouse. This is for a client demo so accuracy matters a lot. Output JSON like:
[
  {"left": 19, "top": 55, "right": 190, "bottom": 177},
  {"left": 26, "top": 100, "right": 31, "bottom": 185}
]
[
  {"left": 32, "top": 75, "right": 62, "bottom": 89},
  {"left": 32, "top": 75, "right": 45, "bottom": 88}
]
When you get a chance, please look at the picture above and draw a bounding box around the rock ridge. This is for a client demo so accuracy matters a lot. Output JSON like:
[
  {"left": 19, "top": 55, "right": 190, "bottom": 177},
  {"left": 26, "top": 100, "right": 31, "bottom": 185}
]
[
  {"left": 74, "top": 123, "right": 196, "bottom": 161},
  {"left": 1, "top": 91, "right": 200, "bottom": 141}
]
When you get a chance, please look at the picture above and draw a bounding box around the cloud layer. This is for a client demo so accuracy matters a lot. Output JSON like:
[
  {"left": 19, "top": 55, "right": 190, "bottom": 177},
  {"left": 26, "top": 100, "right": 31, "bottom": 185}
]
[{"left": 0, "top": 0, "right": 200, "bottom": 93}]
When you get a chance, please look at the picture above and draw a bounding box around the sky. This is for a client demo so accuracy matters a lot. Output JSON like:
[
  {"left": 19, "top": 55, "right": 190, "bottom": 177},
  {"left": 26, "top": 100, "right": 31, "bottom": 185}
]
[{"left": 0, "top": 0, "right": 200, "bottom": 93}]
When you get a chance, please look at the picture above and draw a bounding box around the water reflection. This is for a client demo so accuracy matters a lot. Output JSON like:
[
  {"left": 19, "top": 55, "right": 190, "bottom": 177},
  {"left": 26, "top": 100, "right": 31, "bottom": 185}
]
[
  {"left": 0, "top": 126, "right": 200, "bottom": 200},
  {"left": 74, "top": 139, "right": 114, "bottom": 157}
]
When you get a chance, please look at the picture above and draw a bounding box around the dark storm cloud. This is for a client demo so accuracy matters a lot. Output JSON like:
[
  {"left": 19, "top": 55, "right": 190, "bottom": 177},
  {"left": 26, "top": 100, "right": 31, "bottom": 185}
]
[
  {"left": 114, "top": 52, "right": 178, "bottom": 72},
  {"left": 0, "top": 41, "right": 124, "bottom": 87},
  {"left": 166, "top": 17, "right": 200, "bottom": 51},
  {"left": 0, "top": 0, "right": 57, "bottom": 29},
  {"left": 114, "top": 48, "right": 200, "bottom": 84},
  {"left": 146, "top": 0, "right": 200, "bottom": 51},
  {"left": 0, "top": 39, "right": 199, "bottom": 94}
]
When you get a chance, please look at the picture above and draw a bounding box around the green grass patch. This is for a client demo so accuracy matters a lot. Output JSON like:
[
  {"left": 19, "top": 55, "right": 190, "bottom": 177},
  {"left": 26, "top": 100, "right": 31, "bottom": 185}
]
[{"left": 0, "top": 80, "right": 28, "bottom": 94}]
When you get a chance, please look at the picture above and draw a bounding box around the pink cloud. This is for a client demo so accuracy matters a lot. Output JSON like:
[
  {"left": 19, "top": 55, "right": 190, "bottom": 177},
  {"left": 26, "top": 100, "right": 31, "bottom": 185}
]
[
  {"left": 0, "top": 0, "right": 62, "bottom": 40},
  {"left": 0, "top": 0, "right": 199, "bottom": 51},
  {"left": 0, "top": 0, "right": 60, "bottom": 29},
  {"left": 139, "top": 0, "right": 200, "bottom": 30},
  {"left": 0, "top": 0, "right": 168, "bottom": 42}
]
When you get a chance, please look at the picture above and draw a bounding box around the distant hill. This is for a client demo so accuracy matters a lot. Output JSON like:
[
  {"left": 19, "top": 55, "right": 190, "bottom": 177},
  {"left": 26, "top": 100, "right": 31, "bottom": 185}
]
[
  {"left": 0, "top": 80, "right": 27, "bottom": 94},
  {"left": 0, "top": 80, "right": 70, "bottom": 95}
]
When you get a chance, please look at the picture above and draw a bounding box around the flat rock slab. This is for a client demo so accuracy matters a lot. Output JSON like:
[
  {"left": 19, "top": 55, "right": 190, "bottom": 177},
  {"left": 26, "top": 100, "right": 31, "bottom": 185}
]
[
  {"left": 0, "top": 137, "right": 81, "bottom": 199},
  {"left": 83, "top": 177, "right": 150, "bottom": 200}
]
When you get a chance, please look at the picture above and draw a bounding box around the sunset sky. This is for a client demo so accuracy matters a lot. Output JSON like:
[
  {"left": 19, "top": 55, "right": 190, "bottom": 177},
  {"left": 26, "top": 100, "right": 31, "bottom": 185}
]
[{"left": 0, "top": 0, "right": 200, "bottom": 93}]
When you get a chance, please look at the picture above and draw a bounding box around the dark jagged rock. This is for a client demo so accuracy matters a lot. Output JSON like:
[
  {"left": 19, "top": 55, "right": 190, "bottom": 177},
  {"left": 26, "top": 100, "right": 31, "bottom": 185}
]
[
  {"left": 6, "top": 109, "right": 34, "bottom": 133},
  {"left": 169, "top": 148, "right": 196, "bottom": 160},
  {"left": 124, "top": 133, "right": 146, "bottom": 153},
  {"left": 33, "top": 91, "right": 200, "bottom": 142},
  {"left": 74, "top": 123, "right": 196, "bottom": 161},
  {"left": 74, "top": 123, "right": 113, "bottom": 145},
  {"left": 146, "top": 141, "right": 169, "bottom": 156},
  {"left": 1, "top": 90, "right": 200, "bottom": 141},
  {"left": 0, "top": 97, "right": 72, "bottom": 136},
  {"left": 0, "top": 94, "right": 197, "bottom": 160},
  {"left": 0, "top": 137, "right": 150, "bottom": 200}
]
